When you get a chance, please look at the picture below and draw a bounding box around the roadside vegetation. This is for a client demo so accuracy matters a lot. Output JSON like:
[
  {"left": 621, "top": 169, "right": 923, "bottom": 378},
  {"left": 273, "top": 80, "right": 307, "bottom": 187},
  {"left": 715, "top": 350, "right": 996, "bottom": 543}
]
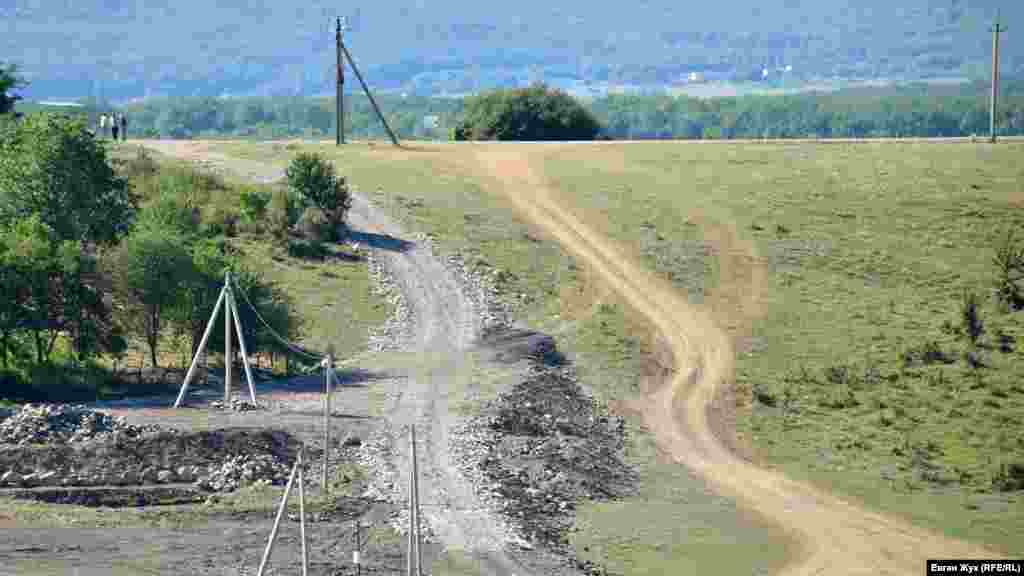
[
  {"left": 538, "top": 141, "right": 1024, "bottom": 555},
  {"left": 0, "top": 109, "right": 386, "bottom": 403}
]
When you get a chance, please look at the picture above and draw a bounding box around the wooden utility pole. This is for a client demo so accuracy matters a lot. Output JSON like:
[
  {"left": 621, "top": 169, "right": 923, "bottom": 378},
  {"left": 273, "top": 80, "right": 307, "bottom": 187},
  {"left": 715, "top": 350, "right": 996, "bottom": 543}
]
[
  {"left": 990, "top": 11, "right": 1008, "bottom": 143},
  {"left": 336, "top": 17, "right": 346, "bottom": 146}
]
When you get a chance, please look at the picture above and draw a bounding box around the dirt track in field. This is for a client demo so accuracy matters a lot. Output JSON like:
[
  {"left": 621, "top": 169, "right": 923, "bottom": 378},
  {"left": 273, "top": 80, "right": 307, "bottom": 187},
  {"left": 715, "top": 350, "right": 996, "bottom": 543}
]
[{"left": 458, "top": 143, "right": 1000, "bottom": 575}]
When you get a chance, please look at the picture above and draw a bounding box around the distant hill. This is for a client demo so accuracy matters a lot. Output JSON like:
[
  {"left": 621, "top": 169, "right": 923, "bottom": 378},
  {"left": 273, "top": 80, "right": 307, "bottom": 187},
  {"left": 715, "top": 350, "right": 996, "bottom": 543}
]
[{"left": 4, "top": 0, "right": 1022, "bottom": 101}]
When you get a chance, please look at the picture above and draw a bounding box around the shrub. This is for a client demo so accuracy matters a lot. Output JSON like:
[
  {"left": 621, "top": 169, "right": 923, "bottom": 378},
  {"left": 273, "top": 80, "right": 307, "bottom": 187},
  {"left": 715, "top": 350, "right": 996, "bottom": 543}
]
[
  {"left": 993, "top": 228, "right": 1024, "bottom": 311},
  {"left": 267, "top": 187, "right": 292, "bottom": 239},
  {"left": 960, "top": 290, "right": 985, "bottom": 346},
  {"left": 123, "top": 146, "right": 159, "bottom": 180},
  {"left": 296, "top": 206, "right": 331, "bottom": 242},
  {"left": 202, "top": 204, "right": 239, "bottom": 238},
  {"left": 284, "top": 152, "right": 351, "bottom": 237},
  {"left": 286, "top": 238, "right": 328, "bottom": 260},
  {"left": 453, "top": 83, "right": 603, "bottom": 141},
  {"left": 239, "top": 185, "right": 271, "bottom": 223}
]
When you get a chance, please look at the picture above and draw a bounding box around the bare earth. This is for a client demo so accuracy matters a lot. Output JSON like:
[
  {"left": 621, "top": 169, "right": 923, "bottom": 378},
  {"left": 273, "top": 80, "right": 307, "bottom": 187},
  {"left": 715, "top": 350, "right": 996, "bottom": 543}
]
[{"left": 461, "top": 143, "right": 1000, "bottom": 575}]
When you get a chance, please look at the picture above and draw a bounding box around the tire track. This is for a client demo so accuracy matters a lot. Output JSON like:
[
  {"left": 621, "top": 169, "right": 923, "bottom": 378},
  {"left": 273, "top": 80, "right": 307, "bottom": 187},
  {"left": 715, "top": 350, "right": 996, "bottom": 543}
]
[{"left": 468, "top": 146, "right": 1000, "bottom": 576}]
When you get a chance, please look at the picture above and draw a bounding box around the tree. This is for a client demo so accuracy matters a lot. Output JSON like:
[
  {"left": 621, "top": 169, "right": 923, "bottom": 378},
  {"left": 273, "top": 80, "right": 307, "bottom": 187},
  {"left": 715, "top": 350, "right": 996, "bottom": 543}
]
[
  {"left": 108, "top": 228, "right": 195, "bottom": 368},
  {"left": 0, "top": 62, "right": 27, "bottom": 115},
  {"left": 0, "top": 215, "right": 111, "bottom": 365},
  {"left": 284, "top": 152, "right": 351, "bottom": 239},
  {"left": 454, "top": 83, "right": 603, "bottom": 141},
  {"left": 0, "top": 113, "right": 136, "bottom": 246}
]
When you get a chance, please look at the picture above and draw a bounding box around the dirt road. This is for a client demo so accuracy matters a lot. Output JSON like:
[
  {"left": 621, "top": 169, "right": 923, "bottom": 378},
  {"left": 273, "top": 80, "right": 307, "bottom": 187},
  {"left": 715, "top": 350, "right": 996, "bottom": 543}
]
[
  {"left": 135, "top": 140, "right": 540, "bottom": 576},
  {"left": 465, "top": 145, "right": 1000, "bottom": 575}
]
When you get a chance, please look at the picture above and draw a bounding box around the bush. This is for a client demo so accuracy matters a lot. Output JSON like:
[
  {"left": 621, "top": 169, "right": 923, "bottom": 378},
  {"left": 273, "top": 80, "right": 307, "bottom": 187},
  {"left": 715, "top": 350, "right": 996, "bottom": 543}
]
[
  {"left": 993, "top": 228, "right": 1024, "bottom": 311},
  {"left": 286, "top": 238, "right": 328, "bottom": 260},
  {"left": 267, "top": 187, "right": 292, "bottom": 239},
  {"left": 239, "top": 185, "right": 271, "bottom": 223},
  {"left": 960, "top": 290, "right": 984, "bottom": 346},
  {"left": 202, "top": 204, "right": 239, "bottom": 238},
  {"left": 296, "top": 206, "right": 331, "bottom": 242},
  {"left": 454, "top": 83, "right": 603, "bottom": 141},
  {"left": 284, "top": 152, "right": 351, "bottom": 237},
  {"left": 122, "top": 146, "right": 159, "bottom": 180}
]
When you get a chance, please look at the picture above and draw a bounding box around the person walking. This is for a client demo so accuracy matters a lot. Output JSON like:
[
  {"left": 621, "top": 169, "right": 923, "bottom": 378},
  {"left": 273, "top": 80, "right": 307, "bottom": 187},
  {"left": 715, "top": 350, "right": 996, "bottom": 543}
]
[
  {"left": 120, "top": 113, "right": 128, "bottom": 141},
  {"left": 99, "top": 113, "right": 108, "bottom": 139},
  {"left": 111, "top": 113, "right": 119, "bottom": 141}
]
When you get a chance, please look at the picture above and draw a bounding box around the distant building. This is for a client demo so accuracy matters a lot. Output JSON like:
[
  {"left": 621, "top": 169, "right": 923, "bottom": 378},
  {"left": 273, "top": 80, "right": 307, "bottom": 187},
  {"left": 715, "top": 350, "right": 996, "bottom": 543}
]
[
  {"left": 687, "top": 72, "right": 705, "bottom": 83},
  {"left": 38, "top": 101, "right": 84, "bottom": 108}
]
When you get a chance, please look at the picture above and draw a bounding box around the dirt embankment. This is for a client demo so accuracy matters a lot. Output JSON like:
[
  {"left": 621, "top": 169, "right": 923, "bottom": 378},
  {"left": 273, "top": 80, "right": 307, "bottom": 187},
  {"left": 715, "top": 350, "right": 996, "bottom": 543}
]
[{"left": 468, "top": 146, "right": 999, "bottom": 576}]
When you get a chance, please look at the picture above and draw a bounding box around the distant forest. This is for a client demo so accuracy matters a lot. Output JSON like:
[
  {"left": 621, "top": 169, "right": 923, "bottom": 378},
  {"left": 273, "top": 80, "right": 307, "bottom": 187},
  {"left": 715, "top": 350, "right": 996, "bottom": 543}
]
[{"left": 36, "top": 79, "right": 1024, "bottom": 141}]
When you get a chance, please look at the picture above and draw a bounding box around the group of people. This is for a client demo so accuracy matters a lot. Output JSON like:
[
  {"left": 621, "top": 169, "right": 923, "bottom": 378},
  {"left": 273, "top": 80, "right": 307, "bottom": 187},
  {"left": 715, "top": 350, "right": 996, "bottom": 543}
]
[{"left": 98, "top": 112, "right": 128, "bottom": 140}]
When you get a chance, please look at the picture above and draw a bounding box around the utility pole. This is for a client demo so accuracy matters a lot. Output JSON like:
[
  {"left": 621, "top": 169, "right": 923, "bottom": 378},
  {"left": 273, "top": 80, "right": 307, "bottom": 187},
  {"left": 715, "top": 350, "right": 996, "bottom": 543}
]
[
  {"left": 990, "top": 11, "right": 1008, "bottom": 143},
  {"left": 336, "top": 17, "right": 347, "bottom": 145},
  {"left": 224, "top": 271, "right": 233, "bottom": 404}
]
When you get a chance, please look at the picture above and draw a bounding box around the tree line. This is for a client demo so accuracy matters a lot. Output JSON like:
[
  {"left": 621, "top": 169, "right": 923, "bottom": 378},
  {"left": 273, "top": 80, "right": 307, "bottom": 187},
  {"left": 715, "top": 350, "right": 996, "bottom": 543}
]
[{"left": 57, "top": 79, "right": 1023, "bottom": 141}]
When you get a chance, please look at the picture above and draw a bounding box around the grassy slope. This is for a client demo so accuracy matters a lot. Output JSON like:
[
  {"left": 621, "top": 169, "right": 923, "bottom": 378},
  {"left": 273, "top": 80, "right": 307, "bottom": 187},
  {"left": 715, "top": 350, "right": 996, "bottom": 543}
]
[
  {"left": 539, "top": 141, "right": 1024, "bottom": 555},
  {"left": 111, "top": 142, "right": 389, "bottom": 364},
  {"left": 210, "top": 140, "right": 794, "bottom": 575}
]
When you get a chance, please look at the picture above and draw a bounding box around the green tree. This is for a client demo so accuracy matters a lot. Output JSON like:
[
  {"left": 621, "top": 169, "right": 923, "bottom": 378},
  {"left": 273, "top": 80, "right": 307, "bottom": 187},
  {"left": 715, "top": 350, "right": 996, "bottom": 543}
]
[
  {"left": 0, "top": 215, "right": 107, "bottom": 364},
  {"left": 454, "top": 83, "right": 603, "bottom": 141},
  {"left": 284, "top": 152, "right": 351, "bottom": 239},
  {"left": 0, "top": 62, "right": 27, "bottom": 115},
  {"left": 0, "top": 113, "right": 136, "bottom": 246},
  {"left": 108, "top": 228, "right": 195, "bottom": 368}
]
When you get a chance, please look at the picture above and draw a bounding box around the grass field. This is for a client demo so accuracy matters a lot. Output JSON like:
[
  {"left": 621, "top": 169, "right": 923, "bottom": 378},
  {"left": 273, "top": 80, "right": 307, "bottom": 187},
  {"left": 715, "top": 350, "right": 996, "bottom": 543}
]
[{"left": 536, "top": 141, "right": 1024, "bottom": 555}]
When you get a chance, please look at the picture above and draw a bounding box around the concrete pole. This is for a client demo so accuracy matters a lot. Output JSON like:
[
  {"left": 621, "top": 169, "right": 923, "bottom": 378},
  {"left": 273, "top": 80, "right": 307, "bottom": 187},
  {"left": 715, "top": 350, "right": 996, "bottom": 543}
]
[
  {"left": 298, "top": 445, "right": 309, "bottom": 576},
  {"left": 228, "top": 291, "right": 258, "bottom": 404},
  {"left": 411, "top": 426, "right": 422, "bottom": 576},
  {"left": 990, "top": 12, "right": 1007, "bottom": 143},
  {"left": 256, "top": 456, "right": 301, "bottom": 576},
  {"left": 342, "top": 17, "right": 350, "bottom": 145},
  {"left": 407, "top": 429, "right": 415, "bottom": 576},
  {"left": 224, "top": 271, "right": 232, "bottom": 404},
  {"left": 174, "top": 285, "right": 227, "bottom": 408},
  {"left": 322, "top": 352, "right": 333, "bottom": 492}
]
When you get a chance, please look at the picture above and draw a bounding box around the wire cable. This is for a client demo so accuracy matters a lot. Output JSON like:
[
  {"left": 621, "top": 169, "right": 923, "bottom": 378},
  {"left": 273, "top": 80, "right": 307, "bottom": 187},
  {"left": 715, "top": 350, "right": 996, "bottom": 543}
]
[{"left": 230, "top": 277, "right": 324, "bottom": 361}]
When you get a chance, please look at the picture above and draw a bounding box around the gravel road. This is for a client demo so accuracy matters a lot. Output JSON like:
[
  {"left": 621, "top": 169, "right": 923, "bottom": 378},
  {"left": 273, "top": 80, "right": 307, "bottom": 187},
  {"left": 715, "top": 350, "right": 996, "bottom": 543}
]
[{"left": 133, "top": 140, "right": 544, "bottom": 576}]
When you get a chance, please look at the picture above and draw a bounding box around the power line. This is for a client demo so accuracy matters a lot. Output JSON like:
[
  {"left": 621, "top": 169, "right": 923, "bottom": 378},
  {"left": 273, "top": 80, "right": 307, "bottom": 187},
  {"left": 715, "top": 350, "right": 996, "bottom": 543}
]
[{"left": 231, "top": 277, "right": 324, "bottom": 361}]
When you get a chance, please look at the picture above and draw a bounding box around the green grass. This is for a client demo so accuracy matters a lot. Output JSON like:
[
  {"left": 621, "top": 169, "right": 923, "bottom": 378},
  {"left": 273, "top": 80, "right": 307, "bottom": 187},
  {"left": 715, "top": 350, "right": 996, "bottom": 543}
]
[
  {"left": 539, "top": 141, "right": 1024, "bottom": 555},
  {"left": 210, "top": 140, "right": 795, "bottom": 573}
]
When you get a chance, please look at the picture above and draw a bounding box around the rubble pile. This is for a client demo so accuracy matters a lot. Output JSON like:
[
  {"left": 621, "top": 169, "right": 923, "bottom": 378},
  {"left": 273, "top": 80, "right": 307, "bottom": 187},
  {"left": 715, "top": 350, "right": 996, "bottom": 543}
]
[
  {"left": 209, "top": 397, "right": 266, "bottom": 412},
  {"left": 455, "top": 366, "right": 635, "bottom": 552},
  {"left": 0, "top": 403, "right": 163, "bottom": 446},
  {"left": 196, "top": 453, "right": 291, "bottom": 492}
]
